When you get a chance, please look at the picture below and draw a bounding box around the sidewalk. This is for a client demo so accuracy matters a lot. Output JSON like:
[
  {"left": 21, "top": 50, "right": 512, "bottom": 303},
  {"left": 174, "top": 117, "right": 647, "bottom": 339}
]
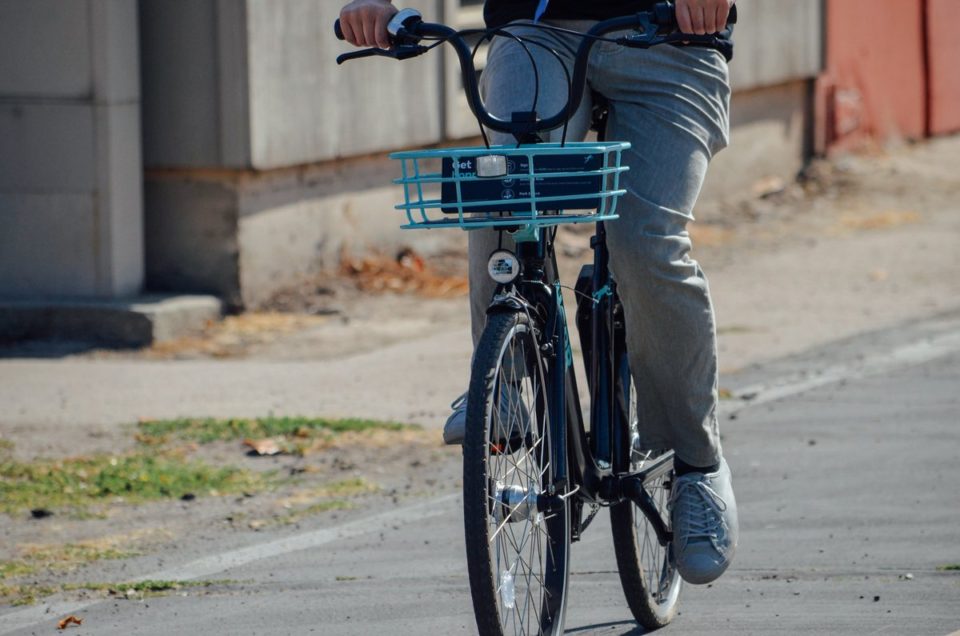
[{"left": 5, "top": 318, "right": 956, "bottom": 635}]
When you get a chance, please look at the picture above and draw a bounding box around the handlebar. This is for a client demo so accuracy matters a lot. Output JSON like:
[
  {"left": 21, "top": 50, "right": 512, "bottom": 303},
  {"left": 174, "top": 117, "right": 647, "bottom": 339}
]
[{"left": 335, "top": 3, "right": 736, "bottom": 136}]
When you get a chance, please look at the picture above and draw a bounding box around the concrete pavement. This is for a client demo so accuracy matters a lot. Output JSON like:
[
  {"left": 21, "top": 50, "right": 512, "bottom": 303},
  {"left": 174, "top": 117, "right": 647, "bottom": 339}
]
[
  {"left": 0, "top": 327, "right": 472, "bottom": 456},
  {"left": 2, "top": 313, "right": 958, "bottom": 634}
]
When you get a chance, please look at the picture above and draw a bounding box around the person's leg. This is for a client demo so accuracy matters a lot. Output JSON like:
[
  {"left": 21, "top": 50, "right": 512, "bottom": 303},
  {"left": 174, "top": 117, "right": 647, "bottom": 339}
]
[
  {"left": 590, "top": 42, "right": 738, "bottom": 585},
  {"left": 589, "top": 42, "right": 730, "bottom": 468}
]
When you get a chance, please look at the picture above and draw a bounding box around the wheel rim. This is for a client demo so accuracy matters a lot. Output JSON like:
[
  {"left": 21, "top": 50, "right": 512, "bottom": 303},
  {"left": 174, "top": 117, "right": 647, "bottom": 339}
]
[{"left": 485, "top": 323, "right": 565, "bottom": 635}]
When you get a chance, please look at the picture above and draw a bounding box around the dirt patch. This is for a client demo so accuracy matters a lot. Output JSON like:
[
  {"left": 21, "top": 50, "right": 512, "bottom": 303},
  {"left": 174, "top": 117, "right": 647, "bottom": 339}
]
[{"left": 0, "top": 418, "right": 460, "bottom": 608}]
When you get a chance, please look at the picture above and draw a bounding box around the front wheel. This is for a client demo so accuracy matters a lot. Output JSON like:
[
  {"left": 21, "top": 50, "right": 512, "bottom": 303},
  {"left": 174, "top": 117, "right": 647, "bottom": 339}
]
[
  {"left": 610, "top": 372, "right": 682, "bottom": 629},
  {"left": 463, "top": 310, "right": 570, "bottom": 636}
]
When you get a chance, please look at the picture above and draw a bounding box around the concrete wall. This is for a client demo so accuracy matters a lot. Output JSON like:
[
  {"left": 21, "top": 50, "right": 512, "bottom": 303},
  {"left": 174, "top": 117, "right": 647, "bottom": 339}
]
[
  {"left": 140, "top": 0, "right": 443, "bottom": 169},
  {"left": 141, "top": 0, "right": 446, "bottom": 307},
  {"left": 245, "top": 0, "right": 443, "bottom": 167},
  {"left": 728, "top": 0, "right": 822, "bottom": 92},
  {"left": 145, "top": 158, "right": 454, "bottom": 310},
  {"left": 139, "top": 0, "right": 249, "bottom": 168},
  {"left": 0, "top": 0, "right": 143, "bottom": 299}
]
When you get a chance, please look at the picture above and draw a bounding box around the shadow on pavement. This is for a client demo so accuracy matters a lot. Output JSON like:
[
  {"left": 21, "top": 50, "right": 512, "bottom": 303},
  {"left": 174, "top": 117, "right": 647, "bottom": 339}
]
[{"left": 566, "top": 619, "right": 650, "bottom": 635}]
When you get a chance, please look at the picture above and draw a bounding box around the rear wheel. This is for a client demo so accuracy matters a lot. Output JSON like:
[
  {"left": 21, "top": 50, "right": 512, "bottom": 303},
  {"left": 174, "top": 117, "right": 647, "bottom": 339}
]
[
  {"left": 463, "top": 311, "right": 570, "bottom": 636},
  {"left": 610, "top": 372, "right": 682, "bottom": 629}
]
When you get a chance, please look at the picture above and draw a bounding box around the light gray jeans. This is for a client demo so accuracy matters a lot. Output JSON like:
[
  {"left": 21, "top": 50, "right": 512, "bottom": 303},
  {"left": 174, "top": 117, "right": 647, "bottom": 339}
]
[{"left": 469, "top": 21, "right": 730, "bottom": 467}]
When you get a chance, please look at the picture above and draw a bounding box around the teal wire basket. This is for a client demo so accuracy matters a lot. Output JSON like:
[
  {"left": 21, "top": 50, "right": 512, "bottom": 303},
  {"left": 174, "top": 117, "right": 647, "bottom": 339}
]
[{"left": 390, "top": 142, "right": 630, "bottom": 232}]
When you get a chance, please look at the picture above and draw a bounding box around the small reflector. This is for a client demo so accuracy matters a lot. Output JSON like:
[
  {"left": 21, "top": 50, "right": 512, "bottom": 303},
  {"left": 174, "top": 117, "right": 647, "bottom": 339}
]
[{"left": 476, "top": 155, "right": 508, "bottom": 178}]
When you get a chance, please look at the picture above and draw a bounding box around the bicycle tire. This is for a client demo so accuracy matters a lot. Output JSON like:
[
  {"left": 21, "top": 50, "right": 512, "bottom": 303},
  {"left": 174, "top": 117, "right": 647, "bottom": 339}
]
[
  {"left": 609, "top": 371, "right": 682, "bottom": 629},
  {"left": 463, "top": 310, "right": 571, "bottom": 636}
]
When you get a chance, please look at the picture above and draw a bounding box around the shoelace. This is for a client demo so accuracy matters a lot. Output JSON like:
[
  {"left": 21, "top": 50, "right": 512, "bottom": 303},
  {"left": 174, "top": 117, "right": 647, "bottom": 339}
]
[{"left": 669, "top": 477, "right": 728, "bottom": 546}]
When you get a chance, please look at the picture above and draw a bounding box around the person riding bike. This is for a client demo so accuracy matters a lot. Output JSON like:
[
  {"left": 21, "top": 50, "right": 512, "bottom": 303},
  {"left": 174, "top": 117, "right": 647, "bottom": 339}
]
[{"left": 339, "top": 0, "right": 739, "bottom": 586}]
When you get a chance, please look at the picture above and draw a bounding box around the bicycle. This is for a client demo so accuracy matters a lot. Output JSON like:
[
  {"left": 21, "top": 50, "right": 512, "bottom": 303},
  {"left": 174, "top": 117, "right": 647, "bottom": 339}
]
[{"left": 335, "top": 5, "right": 735, "bottom": 633}]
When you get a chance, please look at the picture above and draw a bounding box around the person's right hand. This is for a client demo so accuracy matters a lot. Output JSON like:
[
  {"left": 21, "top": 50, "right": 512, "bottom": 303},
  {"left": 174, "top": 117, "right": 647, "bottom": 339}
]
[{"left": 339, "top": 0, "right": 398, "bottom": 49}]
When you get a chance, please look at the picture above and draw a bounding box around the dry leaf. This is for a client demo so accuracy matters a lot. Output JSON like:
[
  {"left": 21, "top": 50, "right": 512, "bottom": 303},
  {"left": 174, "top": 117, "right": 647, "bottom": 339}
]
[
  {"left": 751, "top": 175, "right": 786, "bottom": 198},
  {"left": 339, "top": 249, "right": 467, "bottom": 298},
  {"left": 243, "top": 438, "right": 283, "bottom": 456},
  {"left": 58, "top": 615, "right": 83, "bottom": 630}
]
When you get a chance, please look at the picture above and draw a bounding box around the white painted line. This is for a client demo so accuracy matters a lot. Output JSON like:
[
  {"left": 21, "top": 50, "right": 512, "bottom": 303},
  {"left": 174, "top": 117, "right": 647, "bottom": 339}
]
[
  {"left": 0, "top": 493, "right": 460, "bottom": 635},
  {"left": 136, "top": 492, "right": 459, "bottom": 583},
  {"left": 730, "top": 328, "right": 960, "bottom": 410}
]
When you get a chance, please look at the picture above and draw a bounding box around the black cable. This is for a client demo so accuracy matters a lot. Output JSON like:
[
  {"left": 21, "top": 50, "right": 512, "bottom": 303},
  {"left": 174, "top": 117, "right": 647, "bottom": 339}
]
[
  {"left": 435, "top": 25, "right": 577, "bottom": 147},
  {"left": 471, "top": 36, "right": 493, "bottom": 149},
  {"left": 487, "top": 31, "right": 572, "bottom": 147},
  {"left": 420, "top": 21, "right": 617, "bottom": 150}
]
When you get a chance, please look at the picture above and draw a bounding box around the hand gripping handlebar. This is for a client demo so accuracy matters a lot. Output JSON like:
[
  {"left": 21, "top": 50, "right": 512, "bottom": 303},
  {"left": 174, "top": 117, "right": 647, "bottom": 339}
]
[{"left": 334, "top": 3, "right": 736, "bottom": 135}]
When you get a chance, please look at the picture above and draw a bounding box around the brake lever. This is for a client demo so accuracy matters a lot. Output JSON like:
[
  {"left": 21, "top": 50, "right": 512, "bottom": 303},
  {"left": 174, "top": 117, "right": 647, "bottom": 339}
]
[
  {"left": 336, "top": 44, "right": 429, "bottom": 65},
  {"left": 616, "top": 28, "right": 725, "bottom": 50},
  {"left": 617, "top": 6, "right": 733, "bottom": 49}
]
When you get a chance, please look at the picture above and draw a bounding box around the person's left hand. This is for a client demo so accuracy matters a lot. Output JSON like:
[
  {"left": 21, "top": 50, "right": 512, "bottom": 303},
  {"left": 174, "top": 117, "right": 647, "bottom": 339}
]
[{"left": 675, "top": 0, "right": 734, "bottom": 35}]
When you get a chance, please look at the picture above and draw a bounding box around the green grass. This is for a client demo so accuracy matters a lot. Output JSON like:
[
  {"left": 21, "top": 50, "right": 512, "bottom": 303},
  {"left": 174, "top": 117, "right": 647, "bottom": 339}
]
[
  {"left": 0, "top": 545, "right": 138, "bottom": 582},
  {"left": 64, "top": 579, "right": 229, "bottom": 595},
  {"left": 0, "top": 561, "right": 35, "bottom": 580},
  {"left": 0, "top": 452, "right": 266, "bottom": 514},
  {"left": 937, "top": 564, "right": 960, "bottom": 571},
  {"left": 136, "top": 416, "right": 417, "bottom": 446},
  {"left": 0, "top": 583, "right": 58, "bottom": 606},
  {"left": 2, "top": 579, "right": 234, "bottom": 606}
]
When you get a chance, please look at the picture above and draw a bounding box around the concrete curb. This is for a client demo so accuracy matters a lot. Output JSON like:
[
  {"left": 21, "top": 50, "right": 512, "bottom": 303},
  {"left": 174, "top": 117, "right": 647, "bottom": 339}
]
[{"left": 0, "top": 294, "right": 222, "bottom": 347}]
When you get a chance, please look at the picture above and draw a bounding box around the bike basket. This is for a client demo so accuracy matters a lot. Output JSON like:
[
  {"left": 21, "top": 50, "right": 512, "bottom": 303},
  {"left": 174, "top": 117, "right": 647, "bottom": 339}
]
[{"left": 390, "top": 142, "right": 630, "bottom": 231}]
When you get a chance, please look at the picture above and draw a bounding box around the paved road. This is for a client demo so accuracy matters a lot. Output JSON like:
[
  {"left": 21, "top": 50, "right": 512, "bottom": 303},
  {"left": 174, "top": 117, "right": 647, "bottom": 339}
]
[{"left": 2, "top": 319, "right": 960, "bottom": 635}]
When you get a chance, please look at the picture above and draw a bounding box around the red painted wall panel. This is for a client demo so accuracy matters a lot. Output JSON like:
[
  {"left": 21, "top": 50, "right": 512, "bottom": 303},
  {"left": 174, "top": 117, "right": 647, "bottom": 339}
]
[
  {"left": 822, "top": 0, "right": 927, "bottom": 150},
  {"left": 927, "top": 0, "right": 960, "bottom": 135}
]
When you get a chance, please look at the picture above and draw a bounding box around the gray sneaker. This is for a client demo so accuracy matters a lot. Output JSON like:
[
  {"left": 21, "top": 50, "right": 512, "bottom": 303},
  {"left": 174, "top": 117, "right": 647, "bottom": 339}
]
[
  {"left": 442, "top": 393, "right": 469, "bottom": 445},
  {"left": 442, "top": 385, "right": 529, "bottom": 446},
  {"left": 669, "top": 457, "right": 739, "bottom": 585}
]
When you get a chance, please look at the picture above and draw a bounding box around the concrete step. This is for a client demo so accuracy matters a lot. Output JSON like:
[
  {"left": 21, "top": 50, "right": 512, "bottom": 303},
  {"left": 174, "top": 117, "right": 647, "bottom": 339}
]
[{"left": 0, "top": 294, "right": 222, "bottom": 348}]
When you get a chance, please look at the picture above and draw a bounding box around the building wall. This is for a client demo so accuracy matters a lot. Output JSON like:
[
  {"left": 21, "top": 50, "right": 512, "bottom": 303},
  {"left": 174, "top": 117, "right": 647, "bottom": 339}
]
[
  {"left": 927, "top": 0, "right": 960, "bottom": 135},
  {"left": 817, "top": 0, "right": 927, "bottom": 152},
  {"left": 727, "top": 0, "right": 823, "bottom": 92},
  {"left": 0, "top": 0, "right": 144, "bottom": 299},
  {"left": 245, "top": 0, "right": 443, "bottom": 167},
  {"left": 139, "top": 0, "right": 245, "bottom": 168},
  {"left": 139, "top": 0, "right": 443, "bottom": 170},
  {"left": 140, "top": 0, "right": 447, "bottom": 308}
]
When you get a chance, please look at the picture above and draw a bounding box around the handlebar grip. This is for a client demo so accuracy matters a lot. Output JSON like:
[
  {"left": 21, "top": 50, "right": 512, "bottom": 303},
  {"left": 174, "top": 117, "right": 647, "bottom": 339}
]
[{"left": 334, "top": 19, "right": 345, "bottom": 40}]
